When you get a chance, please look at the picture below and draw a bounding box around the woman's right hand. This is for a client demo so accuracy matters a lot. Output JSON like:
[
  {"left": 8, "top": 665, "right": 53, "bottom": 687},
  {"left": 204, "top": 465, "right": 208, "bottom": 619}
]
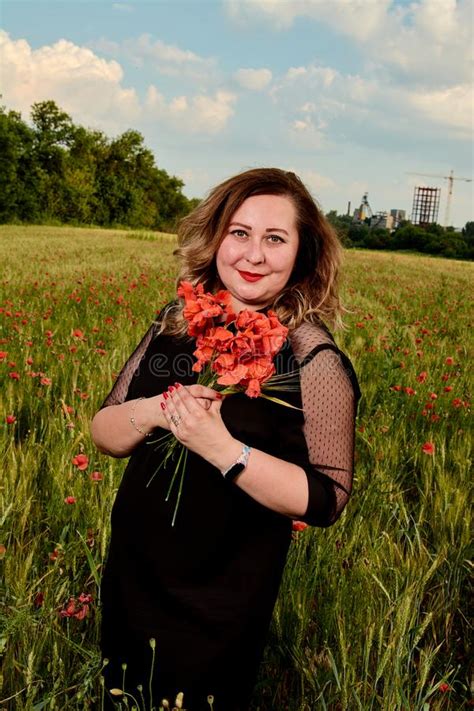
[{"left": 145, "top": 384, "right": 223, "bottom": 431}]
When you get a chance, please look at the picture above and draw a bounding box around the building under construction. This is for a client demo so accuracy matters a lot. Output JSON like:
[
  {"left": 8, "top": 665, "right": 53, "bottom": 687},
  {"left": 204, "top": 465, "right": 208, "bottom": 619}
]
[{"left": 411, "top": 186, "right": 441, "bottom": 227}]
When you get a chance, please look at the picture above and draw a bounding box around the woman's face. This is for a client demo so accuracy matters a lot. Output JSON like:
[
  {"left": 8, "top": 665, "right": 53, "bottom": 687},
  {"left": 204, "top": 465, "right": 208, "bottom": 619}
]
[{"left": 216, "top": 194, "right": 300, "bottom": 313}]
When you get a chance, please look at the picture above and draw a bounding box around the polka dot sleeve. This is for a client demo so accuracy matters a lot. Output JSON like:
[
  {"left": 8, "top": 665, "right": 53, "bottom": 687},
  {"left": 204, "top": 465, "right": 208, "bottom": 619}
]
[
  {"left": 97, "top": 303, "right": 173, "bottom": 410},
  {"left": 289, "top": 322, "right": 361, "bottom": 526}
]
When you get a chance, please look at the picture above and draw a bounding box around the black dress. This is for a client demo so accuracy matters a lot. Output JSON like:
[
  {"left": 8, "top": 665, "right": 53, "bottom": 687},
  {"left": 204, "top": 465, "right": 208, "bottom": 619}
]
[{"left": 98, "top": 304, "right": 361, "bottom": 711}]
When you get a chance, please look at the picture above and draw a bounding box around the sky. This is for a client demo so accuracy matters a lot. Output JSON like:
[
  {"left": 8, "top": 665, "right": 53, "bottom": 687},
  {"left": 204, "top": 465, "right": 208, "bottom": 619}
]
[{"left": 1, "top": 0, "right": 472, "bottom": 227}]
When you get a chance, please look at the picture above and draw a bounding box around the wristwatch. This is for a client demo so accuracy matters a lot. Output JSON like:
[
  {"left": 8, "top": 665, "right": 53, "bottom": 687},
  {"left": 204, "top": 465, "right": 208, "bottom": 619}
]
[{"left": 221, "top": 444, "right": 251, "bottom": 482}]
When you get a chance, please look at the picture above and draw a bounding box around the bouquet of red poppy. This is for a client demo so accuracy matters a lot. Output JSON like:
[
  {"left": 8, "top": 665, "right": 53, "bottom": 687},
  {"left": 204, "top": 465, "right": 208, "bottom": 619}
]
[{"left": 147, "top": 281, "right": 300, "bottom": 525}]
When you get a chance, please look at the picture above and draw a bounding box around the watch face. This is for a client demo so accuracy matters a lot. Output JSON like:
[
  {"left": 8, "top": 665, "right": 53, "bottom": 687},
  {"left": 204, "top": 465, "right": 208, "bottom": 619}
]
[{"left": 224, "top": 462, "right": 246, "bottom": 482}]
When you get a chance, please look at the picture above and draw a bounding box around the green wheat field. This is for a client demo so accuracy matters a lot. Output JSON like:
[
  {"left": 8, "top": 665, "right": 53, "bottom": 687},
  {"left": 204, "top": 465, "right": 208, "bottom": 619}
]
[{"left": 1, "top": 225, "right": 472, "bottom": 711}]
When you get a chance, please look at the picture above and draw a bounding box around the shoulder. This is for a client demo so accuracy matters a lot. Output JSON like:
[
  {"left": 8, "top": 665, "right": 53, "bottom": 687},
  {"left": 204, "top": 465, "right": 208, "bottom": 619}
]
[
  {"left": 288, "top": 320, "right": 336, "bottom": 365},
  {"left": 290, "top": 322, "right": 361, "bottom": 402}
]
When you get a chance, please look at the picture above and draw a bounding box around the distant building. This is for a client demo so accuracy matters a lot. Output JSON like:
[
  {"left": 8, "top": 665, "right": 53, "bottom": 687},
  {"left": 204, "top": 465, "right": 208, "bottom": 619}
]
[
  {"left": 411, "top": 186, "right": 440, "bottom": 226},
  {"left": 390, "top": 209, "right": 406, "bottom": 228},
  {"left": 372, "top": 212, "right": 394, "bottom": 230},
  {"left": 352, "top": 192, "right": 373, "bottom": 223}
]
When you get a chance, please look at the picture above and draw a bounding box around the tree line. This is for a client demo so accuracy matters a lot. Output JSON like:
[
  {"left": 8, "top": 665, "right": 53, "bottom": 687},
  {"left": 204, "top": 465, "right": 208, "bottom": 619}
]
[
  {"left": 1, "top": 99, "right": 472, "bottom": 260},
  {"left": 326, "top": 212, "right": 474, "bottom": 261},
  {"left": 0, "top": 100, "right": 199, "bottom": 231}
]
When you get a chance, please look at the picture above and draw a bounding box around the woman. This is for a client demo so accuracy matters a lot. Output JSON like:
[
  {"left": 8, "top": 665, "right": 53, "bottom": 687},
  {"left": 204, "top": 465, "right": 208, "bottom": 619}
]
[{"left": 91, "top": 168, "right": 361, "bottom": 710}]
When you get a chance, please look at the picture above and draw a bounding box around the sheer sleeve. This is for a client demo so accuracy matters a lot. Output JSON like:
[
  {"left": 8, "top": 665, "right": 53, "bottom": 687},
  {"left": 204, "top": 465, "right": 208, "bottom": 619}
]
[
  {"left": 289, "top": 322, "right": 361, "bottom": 526},
  {"left": 98, "top": 302, "right": 174, "bottom": 410}
]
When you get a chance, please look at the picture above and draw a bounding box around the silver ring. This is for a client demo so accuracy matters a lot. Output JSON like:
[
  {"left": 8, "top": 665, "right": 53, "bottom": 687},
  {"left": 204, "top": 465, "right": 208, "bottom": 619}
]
[{"left": 170, "top": 415, "right": 181, "bottom": 428}]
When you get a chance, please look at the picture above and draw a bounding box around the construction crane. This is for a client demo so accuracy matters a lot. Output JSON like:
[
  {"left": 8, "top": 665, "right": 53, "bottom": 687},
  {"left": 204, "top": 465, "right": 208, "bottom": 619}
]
[{"left": 406, "top": 170, "right": 472, "bottom": 227}]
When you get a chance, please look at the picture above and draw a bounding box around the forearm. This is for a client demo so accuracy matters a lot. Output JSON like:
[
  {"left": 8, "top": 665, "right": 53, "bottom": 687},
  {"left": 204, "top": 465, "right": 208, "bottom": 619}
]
[
  {"left": 90, "top": 395, "right": 166, "bottom": 458},
  {"left": 208, "top": 438, "right": 309, "bottom": 519}
]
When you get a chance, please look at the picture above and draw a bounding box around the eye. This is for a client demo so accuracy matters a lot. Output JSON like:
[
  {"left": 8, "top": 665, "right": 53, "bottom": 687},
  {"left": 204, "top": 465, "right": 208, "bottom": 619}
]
[
  {"left": 267, "top": 234, "right": 285, "bottom": 243},
  {"left": 230, "top": 229, "right": 248, "bottom": 238}
]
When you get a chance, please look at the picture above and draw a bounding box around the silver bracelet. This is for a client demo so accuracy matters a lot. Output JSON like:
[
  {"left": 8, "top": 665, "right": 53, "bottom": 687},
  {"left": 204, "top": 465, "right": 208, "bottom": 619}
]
[
  {"left": 221, "top": 443, "right": 251, "bottom": 481},
  {"left": 129, "top": 397, "right": 152, "bottom": 437}
]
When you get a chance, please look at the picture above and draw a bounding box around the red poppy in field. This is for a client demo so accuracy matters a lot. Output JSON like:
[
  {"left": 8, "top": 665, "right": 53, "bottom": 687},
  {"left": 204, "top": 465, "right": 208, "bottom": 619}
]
[
  {"left": 26, "top": 357, "right": 33, "bottom": 365},
  {"left": 390, "top": 385, "right": 402, "bottom": 392},
  {"left": 40, "top": 377, "right": 52, "bottom": 386},
  {"left": 421, "top": 442, "right": 435, "bottom": 455},
  {"left": 445, "top": 357, "right": 454, "bottom": 366},
  {"left": 0, "top": 351, "right": 7, "bottom": 360},
  {"left": 444, "top": 386, "right": 453, "bottom": 392},
  {"left": 72, "top": 453, "right": 89, "bottom": 470},
  {"left": 439, "top": 683, "right": 451, "bottom": 693},
  {"left": 34, "top": 592, "right": 44, "bottom": 608},
  {"left": 292, "top": 521, "right": 309, "bottom": 532},
  {"left": 59, "top": 592, "right": 92, "bottom": 620},
  {"left": 90, "top": 471, "right": 103, "bottom": 482},
  {"left": 49, "top": 548, "right": 59, "bottom": 561},
  {"left": 5, "top": 415, "right": 16, "bottom": 424},
  {"left": 429, "top": 392, "right": 437, "bottom": 400},
  {"left": 404, "top": 387, "right": 416, "bottom": 396},
  {"left": 8, "top": 371, "right": 20, "bottom": 380},
  {"left": 451, "top": 398, "right": 463, "bottom": 408},
  {"left": 64, "top": 496, "right": 77, "bottom": 504},
  {"left": 416, "top": 371, "right": 428, "bottom": 383},
  {"left": 72, "top": 329, "right": 85, "bottom": 338}
]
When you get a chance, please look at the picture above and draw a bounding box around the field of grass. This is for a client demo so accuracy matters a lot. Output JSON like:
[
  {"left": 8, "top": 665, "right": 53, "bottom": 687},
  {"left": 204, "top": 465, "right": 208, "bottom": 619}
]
[{"left": 1, "top": 225, "right": 472, "bottom": 710}]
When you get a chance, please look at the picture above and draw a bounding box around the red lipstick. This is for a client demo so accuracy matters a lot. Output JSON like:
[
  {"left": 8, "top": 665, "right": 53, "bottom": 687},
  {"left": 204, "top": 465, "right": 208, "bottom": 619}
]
[{"left": 238, "top": 270, "right": 265, "bottom": 282}]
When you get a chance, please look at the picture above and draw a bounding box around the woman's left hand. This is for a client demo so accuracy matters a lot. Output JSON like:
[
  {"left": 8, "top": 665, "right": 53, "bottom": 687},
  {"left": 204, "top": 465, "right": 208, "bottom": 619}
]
[{"left": 161, "top": 382, "right": 240, "bottom": 470}]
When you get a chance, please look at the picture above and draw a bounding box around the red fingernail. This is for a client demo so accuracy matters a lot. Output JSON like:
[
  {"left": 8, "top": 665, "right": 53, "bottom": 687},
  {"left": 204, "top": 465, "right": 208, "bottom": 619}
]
[
  {"left": 216, "top": 393, "right": 223, "bottom": 399},
  {"left": 163, "top": 392, "right": 169, "bottom": 400},
  {"left": 175, "top": 382, "right": 181, "bottom": 389},
  {"left": 168, "top": 385, "right": 174, "bottom": 393},
  {"left": 160, "top": 402, "right": 166, "bottom": 410}
]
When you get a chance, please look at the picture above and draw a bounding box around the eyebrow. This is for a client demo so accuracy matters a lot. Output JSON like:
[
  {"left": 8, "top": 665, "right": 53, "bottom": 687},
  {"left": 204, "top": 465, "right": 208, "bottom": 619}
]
[{"left": 229, "top": 222, "right": 289, "bottom": 236}]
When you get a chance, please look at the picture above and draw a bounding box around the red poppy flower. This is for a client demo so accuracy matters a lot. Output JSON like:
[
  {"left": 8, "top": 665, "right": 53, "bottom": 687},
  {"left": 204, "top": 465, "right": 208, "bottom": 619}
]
[
  {"left": 34, "top": 591, "right": 44, "bottom": 608},
  {"left": 72, "top": 453, "right": 89, "bottom": 470},
  {"left": 404, "top": 387, "right": 416, "bottom": 396},
  {"left": 292, "top": 521, "right": 309, "bottom": 532},
  {"left": 0, "top": 351, "right": 7, "bottom": 360},
  {"left": 445, "top": 357, "right": 454, "bottom": 366},
  {"left": 8, "top": 372, "right": 20, "bottom": 380},
  {"left": 452, "top": 398, "right": 463, "bottom": 408},
  {"left": 6, "top": 415, "right": 16, "bottom": 424},
  {"left": 90, "top": 471, "right": 103, "bottom": 482},
  {"left": 421, "top": 442, "right": 435, "bottom": 455},
  {"left": 64, "top": 496, "right": 77, "bottom": 504},
  {"left": 439, "top": 683, "right": 451, "bottom": 693},
  {"left": 40, "top": 377, "right": 52, "bottom": 386},
  {"left": 416, "top": 371, "right": 428, "bottom": 383}
]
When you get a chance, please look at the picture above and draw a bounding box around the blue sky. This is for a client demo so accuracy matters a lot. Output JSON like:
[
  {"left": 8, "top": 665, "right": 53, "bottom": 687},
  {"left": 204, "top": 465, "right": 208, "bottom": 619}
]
[{"left": 1, "top": 0, "right": 472, "bottom": 226}]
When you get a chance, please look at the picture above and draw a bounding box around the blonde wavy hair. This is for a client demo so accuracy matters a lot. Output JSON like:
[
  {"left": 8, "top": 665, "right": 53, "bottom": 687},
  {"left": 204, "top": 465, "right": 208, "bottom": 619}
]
[{"left": 160, "top": 167, "right": 345, "bottom": 338}]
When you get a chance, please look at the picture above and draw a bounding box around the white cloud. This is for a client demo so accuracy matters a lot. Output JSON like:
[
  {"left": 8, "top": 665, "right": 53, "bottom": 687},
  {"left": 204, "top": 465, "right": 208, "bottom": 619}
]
[
  {"left": 407, "top": 85, "right": 473, "bottom": 136},
  {"left": 271, "top": 57, "right": 472, "bottom": 147},
  {"left": 234, "top": 68, "right": 272, "bottom": 90},
  {"left": 145, "top": 86, "right": 236, "bottom": 134},
  {"left": 227, "top": 0, "right": 472, "bottom": 87},
  {"left": 90, "top": 33, "right": 217, "bottom": 82},
  {"left": 112, "top": 3, "right": 134, "bottom": 12},
  {"left": 0, "top": 30, "right": 140, "bottom": 130},
  {"left": 0, "top": 31, "right": 236, "bottom": 136},
  {"left": 297, "top": 169, "right": 336, "bottom": 192},
  {"left": 226, "top": 0, "right": 391, "bottom": 38}
]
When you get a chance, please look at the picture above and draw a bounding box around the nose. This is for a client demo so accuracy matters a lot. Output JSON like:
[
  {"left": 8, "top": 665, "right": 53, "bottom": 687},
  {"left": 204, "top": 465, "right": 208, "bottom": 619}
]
[{"left": 244, "top": 237, "right": 265, "bottom": 265}]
